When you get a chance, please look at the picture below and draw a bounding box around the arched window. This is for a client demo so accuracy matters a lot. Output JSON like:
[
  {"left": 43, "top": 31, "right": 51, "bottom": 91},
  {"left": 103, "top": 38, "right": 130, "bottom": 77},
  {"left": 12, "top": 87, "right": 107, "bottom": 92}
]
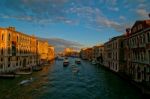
[
  {"left": 2, "top": 34, "right": 4, "bottom": 41},
  {"left": 1, "top": 48, "right": 3, "bottom": 55},
  {"left": 17, "top": 36, "right": 18, "bottom": 42},
  {"left": 8, "top": 33, "right": 11, "bottom": 41}
]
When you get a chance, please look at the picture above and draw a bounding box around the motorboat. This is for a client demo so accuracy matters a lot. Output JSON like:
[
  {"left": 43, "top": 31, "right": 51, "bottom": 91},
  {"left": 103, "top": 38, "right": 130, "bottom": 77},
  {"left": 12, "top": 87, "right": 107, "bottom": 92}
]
[
  {"left": 19, "top": 77, "right": 33, "bottom": 86},
  {"left": 72, "top": 67, "right": 79, "bottom": 73},
  {"left": 63, "top": 59, "right": 69, "bottom": 66},
  {"left": 92, "top": 60, "right": 97, "bottom": 65},
  {"left": 75, "top": 58, "right": 81, "bottom": 64},
  {"left": 56, "top": 56, "right": 64, "bottom": 61}
]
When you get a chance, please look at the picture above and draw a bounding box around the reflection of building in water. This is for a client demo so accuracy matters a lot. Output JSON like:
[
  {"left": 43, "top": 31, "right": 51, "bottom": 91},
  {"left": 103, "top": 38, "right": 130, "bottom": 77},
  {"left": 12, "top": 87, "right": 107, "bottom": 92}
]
[{"left": 0, "top": 26, "right": 55, "bottom": 73}]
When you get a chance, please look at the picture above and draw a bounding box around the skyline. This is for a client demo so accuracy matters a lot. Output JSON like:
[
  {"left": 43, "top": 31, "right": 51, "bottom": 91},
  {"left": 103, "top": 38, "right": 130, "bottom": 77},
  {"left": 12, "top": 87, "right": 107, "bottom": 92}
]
[{"left": 0, "top": 0, "right": 150, "bottom": 48}]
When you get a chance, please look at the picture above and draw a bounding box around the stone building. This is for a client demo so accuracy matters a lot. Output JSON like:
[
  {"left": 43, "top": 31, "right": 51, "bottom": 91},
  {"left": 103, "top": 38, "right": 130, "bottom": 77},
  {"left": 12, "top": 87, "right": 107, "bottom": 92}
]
[
  {"left": 80, "top": 48, "right": 92, "bottom": 60},
  {"left": 37, "top": 40, "right": 49, "bottom": 64},
  {"left": 124, "top": 20, "right": 150, "bottom": 82},
  {"left": 47, "top": 45, "right": 55, "bottom": 62},
  {"left": 0, "top": 26, "right": 55, "bottom": 73},
  {"left": 0, "top": 27, "right": 37, "bottom": 73},
  {"left": 92, "top": 45, "right": 104, "bottom": 64},
  {"left": 104, "top": 35, "right": 125, "bottom": 72}
]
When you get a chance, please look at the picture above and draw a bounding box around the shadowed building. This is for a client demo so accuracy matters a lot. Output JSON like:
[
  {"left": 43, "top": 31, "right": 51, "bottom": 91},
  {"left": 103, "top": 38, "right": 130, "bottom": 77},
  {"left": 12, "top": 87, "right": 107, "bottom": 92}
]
[
  {"left": 104, "top": 35, "right": 125, "bottom": 72},
  {"left": 80, "top": 48, "right": 92, "bottom": 60},
  {"left": 124, "top": 20, "right": 150, "bottom": 82},
  {"left": 92, "top": 45, "right": 104, "bottom": 64}
]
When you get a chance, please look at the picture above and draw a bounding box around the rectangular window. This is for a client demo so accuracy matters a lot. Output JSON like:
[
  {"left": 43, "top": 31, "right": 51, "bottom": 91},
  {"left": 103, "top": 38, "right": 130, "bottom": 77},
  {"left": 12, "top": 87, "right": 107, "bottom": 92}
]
[
  {"left": 148, "top": 32, "right": 150, "bottom": 42},
  {"left": 149, "top": 50, "right": 150, "bottom": 64}
]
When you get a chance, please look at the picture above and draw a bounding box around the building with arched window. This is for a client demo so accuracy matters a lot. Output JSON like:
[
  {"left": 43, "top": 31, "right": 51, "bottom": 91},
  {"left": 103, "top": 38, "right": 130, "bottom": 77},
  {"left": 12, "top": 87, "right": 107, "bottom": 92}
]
[
  {"left": 124, "top": 20, "right": 150, "bottom": 83},
  {"left": 0, "top": 27, "right": 55, "bottom": 73}
]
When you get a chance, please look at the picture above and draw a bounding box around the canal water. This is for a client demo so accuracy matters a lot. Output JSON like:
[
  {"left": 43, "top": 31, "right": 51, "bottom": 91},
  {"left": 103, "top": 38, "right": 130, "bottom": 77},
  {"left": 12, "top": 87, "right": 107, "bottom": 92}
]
[{"left": 0, "top": 58, "right": 142, "bottom": 99}]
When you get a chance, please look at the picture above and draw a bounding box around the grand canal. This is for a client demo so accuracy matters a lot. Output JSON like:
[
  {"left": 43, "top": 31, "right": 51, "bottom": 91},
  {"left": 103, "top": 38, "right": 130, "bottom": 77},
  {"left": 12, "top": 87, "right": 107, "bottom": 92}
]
[{"left": 0, "top": 58, "right": 142, "bottom": 99}]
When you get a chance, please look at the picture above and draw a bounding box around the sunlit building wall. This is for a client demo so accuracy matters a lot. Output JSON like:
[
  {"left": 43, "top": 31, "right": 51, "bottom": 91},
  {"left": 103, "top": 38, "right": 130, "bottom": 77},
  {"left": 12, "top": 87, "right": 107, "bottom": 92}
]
[
  {"left": 47, "top": 45, "right": 55, "bottom": 61},
  {"left": 37, "top": 40, "right": 49, "bottom": 64},
  {"left": 0, "top": 27, "right": 37, "bottom": 73},
  {"left": 104, "top": 35, "right": 125, "bottom": 72}
]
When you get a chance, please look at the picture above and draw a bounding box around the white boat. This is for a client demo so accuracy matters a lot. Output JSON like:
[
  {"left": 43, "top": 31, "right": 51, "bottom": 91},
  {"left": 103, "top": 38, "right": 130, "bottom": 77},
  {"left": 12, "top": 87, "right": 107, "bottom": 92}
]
[
  {"left": 72, "top": 67, "right": 79, "bottom": 73},
  {"left": 75, "top": 58, "right": 81, "bottom": 64},
  {"left": 63, "top": 59, "right": 69, "bottom": 66},
  {"left": 19, "top": 77, "right": 33, "bottom": 86},
  {"left": 92, "top": 60, "right": 97, "bottom": 65},
  {"left": 56, "top": 56, "right": 64, "bottom": 61}
]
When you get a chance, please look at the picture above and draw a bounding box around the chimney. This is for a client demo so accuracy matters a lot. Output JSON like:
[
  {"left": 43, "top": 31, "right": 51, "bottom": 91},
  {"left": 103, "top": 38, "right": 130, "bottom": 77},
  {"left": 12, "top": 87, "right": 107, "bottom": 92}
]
[
  {"left": 126, "top": 28, "right": 131, "bottom": 37},
  {"left": 8, "top": 26, "right": 16, "bottom": 31}
]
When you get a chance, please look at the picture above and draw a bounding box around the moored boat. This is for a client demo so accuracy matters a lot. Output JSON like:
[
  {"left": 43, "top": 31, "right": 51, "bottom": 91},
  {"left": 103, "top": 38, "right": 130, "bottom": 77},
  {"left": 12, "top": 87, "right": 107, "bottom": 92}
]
[{"left": 32, "top": 66, "right": 43, "bottom": 71}]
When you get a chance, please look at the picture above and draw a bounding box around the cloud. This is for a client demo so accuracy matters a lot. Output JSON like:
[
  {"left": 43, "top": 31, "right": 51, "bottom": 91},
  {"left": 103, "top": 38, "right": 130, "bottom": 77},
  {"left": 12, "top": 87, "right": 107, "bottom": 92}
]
[
  {"left": 38, "top": 37, "right": 84, "bottom": 52},
  {"left": 0, "top": 0, "right": 70, "bottom": 24},
  {"left": 0, "top": 0, "right": 150, "bottom": 34},
  {"left": 136, "top": 8, "right": 149, "bottom": 18},
  {"left": 108, "top": 7, "right": 119, "bottom": 11},
  {"left": 119, "top": 16, "right": 126, "bottom": 20},
  {"left": 138, "top": 4, "right": 147, "bottom": 8}
]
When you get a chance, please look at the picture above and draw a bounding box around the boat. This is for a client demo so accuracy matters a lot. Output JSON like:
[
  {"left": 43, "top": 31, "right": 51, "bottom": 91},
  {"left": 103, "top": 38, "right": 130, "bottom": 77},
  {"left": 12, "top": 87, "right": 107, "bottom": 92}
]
[
  {"left": 71, "top": 64, "right": 76, "bottom": 67},
  {"left": 75, "top": 58, "right": 81, "bottom": 64},
  {"left": 72, "top": 67, "right": 79, "bottom": 73},
  {"left": 91, "top": 60, "right": 97, "bottom": 65},
  {"left": 32, "top": 66, "right": 43, "bottom": 71},
  {"left": 63, "top": 59, "right": 69, "bottom": 66},
  {"left": 56, "top": 56, "right": 64, "bottom": 61},
  {"left": 16, "top": 67, "right": 32, "bottom": 75},
  {"left": 15, "top": 71, "right": 32, "bottom": 75},
  {"left": 19, "top": 77, "right": 33, "bottom": 86},
  {"left": 0, "top": 74, "right": 16, "bottom": 79}
]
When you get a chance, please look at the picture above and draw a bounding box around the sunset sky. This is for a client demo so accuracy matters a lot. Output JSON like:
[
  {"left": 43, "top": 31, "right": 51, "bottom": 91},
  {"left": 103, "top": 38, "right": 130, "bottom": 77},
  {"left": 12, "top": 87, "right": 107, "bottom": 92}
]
[{"left": 0, "top": 0, "right": 149, "bottom": 49}]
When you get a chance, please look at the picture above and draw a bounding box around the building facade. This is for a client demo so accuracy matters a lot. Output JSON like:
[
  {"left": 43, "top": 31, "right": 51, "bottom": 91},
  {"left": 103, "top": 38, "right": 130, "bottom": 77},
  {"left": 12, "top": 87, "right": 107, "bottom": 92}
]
[
  {"left": 92, "top": 45, "right": 104, "bottom": 64},
  {"left": 47, "top": 45, "right": 55, "bottom": 61},
  {"left": 0, "top": 27, "right": 37, "bottom": 73},
  {"left": 80, "top": 48, "right": 92, "bottom": 60},
  {"left": 124, "top": 20, "right": 150, "bottom": 82},
  {"left": 37, "top": 40, "right": 49, "bottom": 64},
  {"left": 0, "top": 27, "right": 55, "bottom": 73},
  {"left": 104, "top": 35, "right": 124, "bottom": 72}
]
